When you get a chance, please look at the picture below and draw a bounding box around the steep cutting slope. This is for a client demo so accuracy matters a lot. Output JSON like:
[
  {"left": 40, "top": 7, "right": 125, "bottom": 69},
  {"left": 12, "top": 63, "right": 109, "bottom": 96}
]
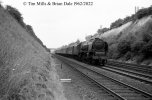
[
  {"left": 100, "top": 16, "right": 152, "bottom": 43},
  {"left": 99, "top": 15, "right": 152, "bottom": 65},
  {"left": 100, "top": 22, "right": 132, "bottom": 38},
  {"left": 0, "top": 7, "right": 66, "bottom": 100}
]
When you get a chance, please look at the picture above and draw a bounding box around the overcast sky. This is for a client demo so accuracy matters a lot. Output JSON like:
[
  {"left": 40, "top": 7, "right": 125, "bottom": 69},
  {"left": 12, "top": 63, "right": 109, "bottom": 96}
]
[{"left": 2, "top": 0, "right": 152, "bottom": 48}]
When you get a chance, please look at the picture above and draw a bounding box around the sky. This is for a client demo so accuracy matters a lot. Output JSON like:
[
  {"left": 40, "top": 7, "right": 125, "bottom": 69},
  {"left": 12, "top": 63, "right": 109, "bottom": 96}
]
[{"left": 1, "top": 0, "right": 152, "bottom": 48}]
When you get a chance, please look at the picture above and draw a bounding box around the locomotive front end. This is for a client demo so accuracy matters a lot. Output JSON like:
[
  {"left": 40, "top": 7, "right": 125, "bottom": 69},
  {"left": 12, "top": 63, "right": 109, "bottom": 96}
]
[{"left": 91, "top": 38, "right": 108, "bottom": 65}]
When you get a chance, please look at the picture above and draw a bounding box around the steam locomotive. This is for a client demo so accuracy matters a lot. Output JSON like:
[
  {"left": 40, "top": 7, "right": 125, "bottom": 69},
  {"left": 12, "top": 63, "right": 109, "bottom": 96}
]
[{"left": 55, "top": 38, "right": 108, "bottom": 65}]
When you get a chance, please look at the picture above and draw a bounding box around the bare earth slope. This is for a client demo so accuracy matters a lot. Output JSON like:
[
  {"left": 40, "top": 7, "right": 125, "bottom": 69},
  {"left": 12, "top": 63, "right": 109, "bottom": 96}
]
[
  {"left": 0, "top": 7, "right": 66, "bottom": 100},
  {"left": 100, "top": 16, "right": 152, "bottom": 43}
]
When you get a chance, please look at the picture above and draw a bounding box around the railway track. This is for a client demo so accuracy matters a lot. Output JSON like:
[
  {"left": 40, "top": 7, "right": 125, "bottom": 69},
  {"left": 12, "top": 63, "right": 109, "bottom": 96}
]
[
  {"left": 105, "top": 60, "right": 152, "bottom": 84},
  {"left": 107, "top": 60, "right": 152, "bottom": 74},
  {"left": 55, "top": 55, "right": 152, "bottom": 100}
]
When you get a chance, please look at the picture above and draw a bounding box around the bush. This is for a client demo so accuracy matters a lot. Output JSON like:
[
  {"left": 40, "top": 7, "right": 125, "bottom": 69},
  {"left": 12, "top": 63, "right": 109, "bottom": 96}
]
[
  {"left": 136, "top": 8, "right": 149, "bottom": 19},
  {"left": 0, "top": 2, "right": 2, "bottom": 7},
  {"left": 124, "top": 51, "right": 132, "bottom": 60},
  {"left": 142, "top": 33, "right": 152, "bottom": 42},
  {"left": 136, "top": 55, "right": 145, "bottom": 64},
  {"left": 131, "top": 41, "right": 146, "bottom": 54},
  {"left": 97, "top": 27, "right": 109, "bottom": 35},
  {"left": 117, "top": 40, "right": 131, "bottom": 55},
  {"left": 135, "top": 6, "right": 152, "bottom": 19},
  {"left": 141, "top": 40, "right": 152, "bottom": 57},
  {"left": 6, "top": 5, "right": 25, "bottom": 27},
  {"left": 108, "top": 43, "right": 121, "bottom": 59},
  {"left": 110, "top": 18, "right": 123, "bottom": 29},
  {"left": 108, "top": 45, "right": 116, "bottom": 59},
  {"left": 26, "top": 25, "right": 35, "bottom": 36}
]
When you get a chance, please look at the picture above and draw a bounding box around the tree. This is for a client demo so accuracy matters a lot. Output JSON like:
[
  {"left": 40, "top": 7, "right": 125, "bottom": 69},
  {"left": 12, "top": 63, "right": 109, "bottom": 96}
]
[
  {"left": 135, "top": 6, "right": 152, "bottom": 19},
  {"left": 6, "top": 5, "right": 25, "bottom": 27},
  {"left": 0, "top": 1, "right": 2, "bottom": 7},
  {"left": 110, "top": 18, "right": 123, "bottom": 29},
  {"left": 97, "top": 27, "right": 109, "bottom": 35},
  {"left": 76, "top": 39, "right": 80, "bottom": 44},
  {"left": 85, "top": 35, "right": 92, "bottom": 41}
]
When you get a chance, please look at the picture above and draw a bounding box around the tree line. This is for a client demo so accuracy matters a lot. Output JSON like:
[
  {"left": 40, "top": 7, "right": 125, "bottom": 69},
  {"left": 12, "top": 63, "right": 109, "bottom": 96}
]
[{"left": 97, "top": 5, "right": 152, "bottom": 35}]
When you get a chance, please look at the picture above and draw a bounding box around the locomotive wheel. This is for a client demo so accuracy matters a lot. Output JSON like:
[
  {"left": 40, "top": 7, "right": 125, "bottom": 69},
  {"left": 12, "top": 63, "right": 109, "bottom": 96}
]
[
  {"left": 90, "top": 59, "right": 94, "bottom": 65},
  {"left": 88, "top": 58, "right": 92, "bottom": 64},
  {"left": 105, "top": 59, "right": 107, "bottom": 63},
  {"left": 101, "top": 59, "right": 105, "bottom": 66},
  {"left": 94, "top": 60, "right": 99, "bottom": 65}
]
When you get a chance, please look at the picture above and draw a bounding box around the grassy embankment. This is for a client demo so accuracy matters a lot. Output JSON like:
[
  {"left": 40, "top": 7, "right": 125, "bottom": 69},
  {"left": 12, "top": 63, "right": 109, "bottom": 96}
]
[{"left": 0, "top": 6, "right": 66, "bottom": 100}]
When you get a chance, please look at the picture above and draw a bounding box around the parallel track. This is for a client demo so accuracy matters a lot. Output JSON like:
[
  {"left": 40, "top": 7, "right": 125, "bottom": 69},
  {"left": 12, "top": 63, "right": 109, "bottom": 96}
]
[
  {"left": 107, "top": 60, "right": 152, "bottom": 74},
  {"left": 105, "top": 61, "right": 152, "bottom": 84},
  {"left": 55, "top": 55, "right": 152, "bottom": 100}
]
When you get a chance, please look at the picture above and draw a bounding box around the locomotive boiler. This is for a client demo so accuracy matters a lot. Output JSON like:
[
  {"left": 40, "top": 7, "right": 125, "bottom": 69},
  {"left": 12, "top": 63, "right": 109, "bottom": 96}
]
[{"left": 78, "top": 38, "right": 108, "bottom": 65}]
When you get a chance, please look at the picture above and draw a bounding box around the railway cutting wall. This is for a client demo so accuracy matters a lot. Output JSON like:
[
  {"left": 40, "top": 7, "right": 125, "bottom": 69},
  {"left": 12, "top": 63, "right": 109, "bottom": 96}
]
[{"left": 0, "top": 6, "right": 66, "bottom": 100}]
